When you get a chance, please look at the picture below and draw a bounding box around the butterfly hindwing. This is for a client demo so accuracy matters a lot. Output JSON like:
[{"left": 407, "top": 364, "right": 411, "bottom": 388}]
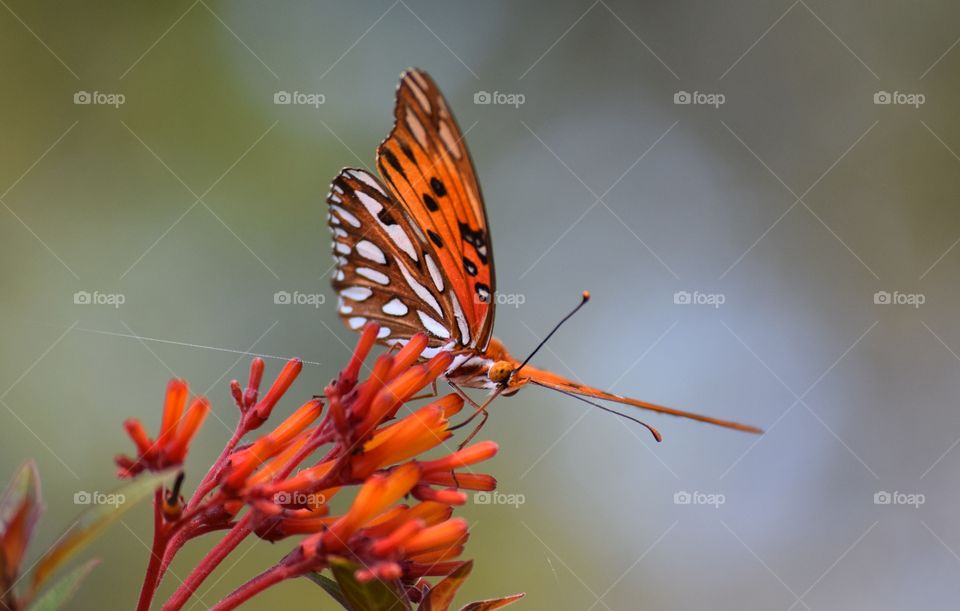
[
  {"left": 375, "top": 68, "right": 496, "bottom": 351},
  {"left": 328, "top": 168, "right": 469, "bottom": 351}
]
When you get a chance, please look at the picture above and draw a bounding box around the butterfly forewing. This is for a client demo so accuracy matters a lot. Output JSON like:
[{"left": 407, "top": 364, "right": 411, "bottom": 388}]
[{"left": 375, "top": 69, "right": 496, "bottom": 350}]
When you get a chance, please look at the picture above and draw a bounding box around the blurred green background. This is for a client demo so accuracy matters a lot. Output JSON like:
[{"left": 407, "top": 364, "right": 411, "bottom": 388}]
[{"left": 2, "top": 1, "right": 960, "bottom": 609}]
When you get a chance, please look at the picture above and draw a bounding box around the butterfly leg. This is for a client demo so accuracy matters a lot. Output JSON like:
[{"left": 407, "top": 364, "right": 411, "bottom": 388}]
[
  {"left": 447, "top": 382, "right": 503, "bottom": 450},
  {"left": 407, "top": 378, "right": 439, "bottom": 402}
]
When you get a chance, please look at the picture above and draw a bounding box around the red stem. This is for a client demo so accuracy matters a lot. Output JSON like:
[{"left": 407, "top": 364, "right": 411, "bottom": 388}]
[
  {"left": 208, "top": 561, "right": 305, "bottom": 611},
  {"left": 161, "top": 513, "right": 254, "bottom": 611},
  {"left": 136, "top": 490, "right": 169, "bottom": 611}
]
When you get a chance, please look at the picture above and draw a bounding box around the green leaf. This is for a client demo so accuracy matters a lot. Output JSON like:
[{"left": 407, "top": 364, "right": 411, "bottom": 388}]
[
  {"left": 458, "top": 593, "right": 525, "bottom": 611},
  {"left": 420, "top": 561, "right": 472, "bottom": 611},
  {"left": 27, "top": 559, "right": 99, "bottom": 611},
  {"left": 28, "top": 468, "right": 177, "bottom": 595},
  {"left": 305, "top": 571, "right": 351, "bottom": 610},
  {"left": 329, "top": 557, "right": 411, "bottom": 611}
]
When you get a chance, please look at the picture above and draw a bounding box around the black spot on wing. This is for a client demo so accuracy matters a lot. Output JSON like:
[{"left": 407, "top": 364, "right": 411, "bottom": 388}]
[
  {"left": 423, "top": 193, "right": 439, "bottom": 212},
  {"left": 427, "top": 229, "right": 443, "bottom": 248},
  {"left": 475, "top": 282, "right": 491, "bottom": 303},
  {"left": 458, "top": 222, "right": 488, "bottom": 264},
  {"left": 399, "top": 139, "right": 416, "bottom": 162},
  {"left": 463, "top": 256, "right": 478, "bottom": 276},
  {"left": 383, "top": 149, "right": 405, "bottom": 178},
  {"left": 430, "top": 177, "right": 446, "bottom": 197},
  {"left": 377, "top": 208, "right": 397, "bottom": 225}
]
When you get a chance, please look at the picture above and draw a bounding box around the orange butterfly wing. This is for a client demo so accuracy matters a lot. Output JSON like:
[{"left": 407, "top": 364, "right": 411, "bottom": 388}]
[{"left": 375, "top": 69, "right": 496, "bottom": 351}]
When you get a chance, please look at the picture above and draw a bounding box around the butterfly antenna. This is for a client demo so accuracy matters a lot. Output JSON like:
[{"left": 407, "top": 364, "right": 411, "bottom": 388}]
[
  {"left": 538, "top": 382, "right": 662, "bottom": 442},
  {"left": 512, "top": 291, "right": 591, "bottom": 379}
]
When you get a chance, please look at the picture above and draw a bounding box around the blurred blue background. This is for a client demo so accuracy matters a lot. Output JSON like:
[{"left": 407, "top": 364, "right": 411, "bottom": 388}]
[{"left": 2, "top": 1, "right": 960, "bottom": 609}]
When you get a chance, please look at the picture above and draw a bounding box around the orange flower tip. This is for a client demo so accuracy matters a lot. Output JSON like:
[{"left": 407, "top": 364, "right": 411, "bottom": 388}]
[
  {"left": 166, "top": 397, "right": 211, "bottom": 461},
  {"left": 253, "top": 358, "right": 303, "bottom": 421},
  {"left": 160, "top": 380, "right": 189, "bottom": 438},
  {"left": 123, "top": 419, "right": 154, "bottom": 455},
  {"left": 406, "top": 518, "right": 469, "bottom": 554},
  {"left": 413, "top": 486, "right": 467, "bottom": 506}
]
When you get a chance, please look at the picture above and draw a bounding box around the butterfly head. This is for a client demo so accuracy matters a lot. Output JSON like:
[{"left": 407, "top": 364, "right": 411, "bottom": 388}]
[{"left": 488, "top": 360, "right": 515, "bottom": 385}]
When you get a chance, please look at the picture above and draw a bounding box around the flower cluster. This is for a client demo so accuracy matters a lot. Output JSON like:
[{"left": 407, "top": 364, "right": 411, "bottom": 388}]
[{"left": 118, "top": 323, "right": 508, "bottom": 611}]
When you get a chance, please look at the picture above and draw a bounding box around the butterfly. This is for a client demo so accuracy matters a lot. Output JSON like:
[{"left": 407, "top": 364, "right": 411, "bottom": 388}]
[{"left": 326, "top": 68, "right": 761, "bottom": 441}]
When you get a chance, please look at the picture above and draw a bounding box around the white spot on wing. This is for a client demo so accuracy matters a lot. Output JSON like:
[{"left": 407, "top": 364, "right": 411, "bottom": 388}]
[
  {"left": 377, "top": 326, "right": 391, "bottom": 339},
  {"left": 420, "top": 341, "right": 455, "bottom": 358},
  {"left": 341, "top": 286, "right": 373, "bottom": 301},
  {"left": 407, "top": 80, "right": 431, "bottom": 113},
  {"left": 406, "top": 108, "right": 427, "bottom": 148},
  {"left": 438, "top": 121, "right": 461, "bottom": 160},
  {"left": 331, "top": 205, "right": 360, "bottom": 227},
  {"left": 382, "top": 298, "right": 408, "bottom": 316},
  {"left": 396, "top": 259, "right": 442, "bottom": 316},
  {"left": 356, "top": 267, "right": 389, "bottom": 285},
  {"left": 357, "top": 191, "right": 382, "bottom": 215},
  {"left": 334, "top": 242, "right": 351, "bottom": 255},
  {"left": 426, "top": 254, "right": 444, "bottom": 292},
  {"left": 349, "top": 170, "right": 387, "bottom": 196},
  {"left": 417, "top": 310, "right": 450, "bottom": 339},
  {"left": 356, "top": 240, "right": 386, "bottom": 264},
  {"left": 450, "top": 290, "right": 470, "bottom": 345},
  {"left": 385, "top": 225, "right": 417, "bottom": 262},
  {"left": 348, "top": 317, "right": 367, "bottom": 330}
]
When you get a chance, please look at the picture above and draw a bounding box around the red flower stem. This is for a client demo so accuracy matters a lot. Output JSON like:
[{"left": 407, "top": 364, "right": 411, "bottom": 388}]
[
  {"left": 161, "top": 513, "right": 254, "bottom": 611},
  {"left": 186, "top": 424, "right": 248, "bottom": 513},
  {"left": 136, "top": 489, "right": 169, "bottom": 611},
  {"left": 207, "top": 562, "right": 297, "bottom": 611}
]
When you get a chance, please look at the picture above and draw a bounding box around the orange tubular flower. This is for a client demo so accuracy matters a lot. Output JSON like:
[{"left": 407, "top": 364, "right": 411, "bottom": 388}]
[
  {"left": 116, "top": 381, "right": 208, "bottom": 477},
  {"left": 119, "top": 321, "right": 505, "bottom": 611}
]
